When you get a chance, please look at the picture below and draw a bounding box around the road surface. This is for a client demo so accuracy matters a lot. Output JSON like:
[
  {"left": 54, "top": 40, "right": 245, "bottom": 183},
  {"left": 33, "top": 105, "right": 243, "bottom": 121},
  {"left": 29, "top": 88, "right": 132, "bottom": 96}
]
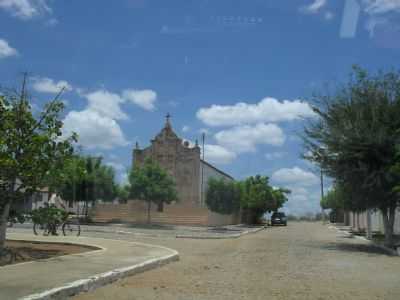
[{"left": 73, "top": 222, "right": 400, "bottom": 300}]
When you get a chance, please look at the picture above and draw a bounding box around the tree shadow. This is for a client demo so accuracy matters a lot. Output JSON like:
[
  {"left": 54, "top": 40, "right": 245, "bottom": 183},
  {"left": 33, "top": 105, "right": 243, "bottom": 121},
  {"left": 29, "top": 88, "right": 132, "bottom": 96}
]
[{"left": 317, "top": 241, "right": 395, "bottom": 256}]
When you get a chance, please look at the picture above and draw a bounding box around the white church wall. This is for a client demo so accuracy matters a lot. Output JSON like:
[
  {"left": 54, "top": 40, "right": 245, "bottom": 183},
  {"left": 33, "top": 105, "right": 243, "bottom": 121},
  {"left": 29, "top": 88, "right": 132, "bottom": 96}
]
[{"left": 199, "top": 161, "right": 233, "bottom": 207}]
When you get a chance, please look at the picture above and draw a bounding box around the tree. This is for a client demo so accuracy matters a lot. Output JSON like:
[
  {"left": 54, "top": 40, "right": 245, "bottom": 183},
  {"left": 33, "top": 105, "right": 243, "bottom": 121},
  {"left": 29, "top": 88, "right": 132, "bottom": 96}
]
[
  {"left": 303, "top": 66, "right": 400, "bottom": 247},
  {"left": 59, "top": 155, "right": 118, "bottom": 215},
  {"left": 271, "top": 188, "right": 291, "bottom": 212},
  {"left": 205, "top": 178, "right": 241, "bottom": 215},
  {"left": 129, "top": 158, "right": 178, "bottom": 223},
  {"left": 116, "top": 184, "right": 130, "bottom": 203},
  {"left": 45, "top": 154, "right": 86, "bottom": 206},
  {"left": 240, "top": 175, "right": 275, "bottom": 224},
  {"left": 0, "top": 78, "right": 76, "bottom": 251}
]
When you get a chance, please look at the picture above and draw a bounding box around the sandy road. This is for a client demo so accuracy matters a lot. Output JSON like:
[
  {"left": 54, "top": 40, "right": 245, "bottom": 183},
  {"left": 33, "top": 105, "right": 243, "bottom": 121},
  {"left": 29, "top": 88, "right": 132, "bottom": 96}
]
[{"left": 73, "top": 222, "right": 400, "bottom": 300}]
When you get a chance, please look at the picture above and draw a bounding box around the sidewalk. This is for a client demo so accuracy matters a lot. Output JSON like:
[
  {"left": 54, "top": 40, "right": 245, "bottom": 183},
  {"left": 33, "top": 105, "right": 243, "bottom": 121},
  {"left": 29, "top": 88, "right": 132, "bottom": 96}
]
[
  {"left": 11, "top": 223, "right": 266, "bottom": 239},
  {"left": 0, "top": 233, "right": 178, "bottom": 300}
]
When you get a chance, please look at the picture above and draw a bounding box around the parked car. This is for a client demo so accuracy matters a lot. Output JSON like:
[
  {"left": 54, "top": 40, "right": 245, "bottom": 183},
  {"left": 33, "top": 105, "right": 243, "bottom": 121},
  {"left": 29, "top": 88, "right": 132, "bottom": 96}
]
[{"left": 271, "top": 212, "right": 287, "bottom": 226}]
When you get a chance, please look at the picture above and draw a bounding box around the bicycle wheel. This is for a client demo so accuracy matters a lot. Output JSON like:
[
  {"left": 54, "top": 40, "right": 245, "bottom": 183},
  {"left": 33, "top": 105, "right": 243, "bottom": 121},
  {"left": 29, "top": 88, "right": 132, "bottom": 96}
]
[
  {"left": 62, "top": 221, "right": 81, "bottom": 236},
  {"left": 0, "top": 248, "right": 14, "bottom": 266},
  {"left": 33, "top": 223, "right": 49, "bottom": 236}
]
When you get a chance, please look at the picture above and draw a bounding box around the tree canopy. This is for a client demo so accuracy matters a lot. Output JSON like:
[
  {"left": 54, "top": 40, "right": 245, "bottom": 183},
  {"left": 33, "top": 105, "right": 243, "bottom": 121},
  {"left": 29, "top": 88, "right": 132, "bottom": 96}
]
[
  {"left": 303, "top": 66, "right": 400, "bottom": 247},
  {"left": 0, "top": 79, "right": 76, "bottom": 250},
  {"left": 129, "top": 158, "right": 178, "bottom": 223},
  {"left": 58, "top": 155, "right": 118, "bottom": 215},
  {"left": 205, "top": 178, "right": 241, "bottom": 215}
]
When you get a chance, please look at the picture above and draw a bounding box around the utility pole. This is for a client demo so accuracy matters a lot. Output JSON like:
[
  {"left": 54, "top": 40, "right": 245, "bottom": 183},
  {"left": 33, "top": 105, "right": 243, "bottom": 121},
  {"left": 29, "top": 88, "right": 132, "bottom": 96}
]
[{"left": 200, "top": 132, "right": 205, "bottom": 206}]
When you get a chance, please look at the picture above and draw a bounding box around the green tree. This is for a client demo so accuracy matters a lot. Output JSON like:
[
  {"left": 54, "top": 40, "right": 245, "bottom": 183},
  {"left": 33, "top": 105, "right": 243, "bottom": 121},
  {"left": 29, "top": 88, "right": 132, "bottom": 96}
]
[
  {"left": 205, "top": 178, "right": 240, "bottom": 215},
  {"left": 240, "top": 175, "right": 275, "bottom": 224},
  {"left": 271, "top": 188, "right": 291, "bottom": 212},
  {"left": 116, "top": 184, "right": 130, "bottom": 203},
  {"left": 59, "top": 155, "right": 118, "bottom": 215},
  {"left": 45, "top": 154, "right": 86, "bottom": 206},
  {"left": 0, "top": 78, "right": 76, "bottom": 251},
  {"left": 320, "top": 185, "right": 345, "bottom": 211},
  {"left": 303, "top": 66, "right": 400, "bottom": 247},
  {"left": 129, "top": 158, "right": 178, "bottom": 223}
]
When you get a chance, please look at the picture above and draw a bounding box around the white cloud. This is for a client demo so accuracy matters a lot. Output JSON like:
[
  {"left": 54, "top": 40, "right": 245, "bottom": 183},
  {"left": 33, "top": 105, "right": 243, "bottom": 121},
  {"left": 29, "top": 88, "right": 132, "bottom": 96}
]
[
  {"left": 365, "top": 15, "right": 388, "bottom": 37},
  {"left": 45, "top": 17, "right": 58, "bottom": 26},
  {"left": 63, "top": 110, "right": 128, "bottom": 150},
  {"left": 85, "top": 89, "right": 128, "bottom": 120},
  {"left": 214, "top": 123, "right": 285, "bottom": 154},
  {"left": 0, "top": 38, "right": 18, "bottom": 58},
  {"left": 61, "top": 85, "right": 158, "bottom": 149},
  {"left": 272, "top": 168, "right": 322, "bottom": 216},
  {"left": 203, "top": 144, "right": 237, "bottom": 165},
  {"left": 32, "top": 77, "right": 72, "bottom": 94},
  {"left": 271, "top": 166, "right": 319, "bottom": 187},
  {"left": 182, "top": 125, "right": 190, "bottom": 133},
  {"left": 61, "top": 87, "right": 136, "bottom": 150},
  {"left": 197, "top": 97, "right": 315, "bottom": 127},
  {"left": 324, "top": 11, "right": 335, "bottom": 20},
  {"left": 363, "top": 0, "right": 400, "bottom": 14},
  {"left": 0, "top": 0, "right": 51, "bottom": 20},
  {"left": 122, "top": 89, "right": 157, "bottom": 111},
  {"left": 300, "top": 0, "right": 328, "bottom": 14},
  {"left": 199, "top": 128, "right": 211, "bottom": 135},
  {"left": 265, "top": 152, "right": 287, "bottom": 160}
]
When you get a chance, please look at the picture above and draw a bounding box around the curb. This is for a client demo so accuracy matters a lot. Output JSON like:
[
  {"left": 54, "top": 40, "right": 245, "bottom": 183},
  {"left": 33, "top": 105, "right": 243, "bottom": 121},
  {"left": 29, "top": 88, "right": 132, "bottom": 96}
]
[
  {"left": 176, "top": 226, "right": 265, "bottom": 239},
  {"left": 329, "top": 225, "right": 399, "bottom": 256},
  {"left": 19, "top": 250, "right": 179, "bottom": 300}
]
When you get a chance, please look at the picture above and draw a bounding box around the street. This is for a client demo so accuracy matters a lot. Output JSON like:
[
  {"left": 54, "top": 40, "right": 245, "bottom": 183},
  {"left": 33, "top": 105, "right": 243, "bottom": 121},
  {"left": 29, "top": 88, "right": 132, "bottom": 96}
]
[{"left": 72, "top": 222, "right": 400, "bottom": 300}]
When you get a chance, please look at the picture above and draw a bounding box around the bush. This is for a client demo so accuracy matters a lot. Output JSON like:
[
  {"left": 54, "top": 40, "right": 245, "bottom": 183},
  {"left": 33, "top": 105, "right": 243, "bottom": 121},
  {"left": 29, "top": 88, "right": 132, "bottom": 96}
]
[
  {"left": 30, "top": 204, "right": 68, "bottom": 226},
  {"left": 206, "top": 178, "right": 240, "bottom": 215}
]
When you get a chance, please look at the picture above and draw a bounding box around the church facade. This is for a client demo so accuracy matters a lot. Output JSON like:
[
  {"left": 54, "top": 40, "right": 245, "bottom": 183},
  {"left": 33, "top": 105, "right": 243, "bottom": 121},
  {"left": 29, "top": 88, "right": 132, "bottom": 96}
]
[
  {"left": 92, "top": 116, "right": 239, "bottom": 226},
  {"left": 133, "top": 116, "right": 234, "bottom": 208}
]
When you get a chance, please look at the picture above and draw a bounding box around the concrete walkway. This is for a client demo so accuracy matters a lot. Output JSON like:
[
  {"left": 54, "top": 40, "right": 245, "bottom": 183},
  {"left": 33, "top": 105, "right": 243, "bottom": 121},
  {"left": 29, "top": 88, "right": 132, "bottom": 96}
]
[
  {"left": 11, "top": 223, "right": 266, "bottom": 239},
  {"left": 0, "top": 233, "right": 178, "bottom": 300}
]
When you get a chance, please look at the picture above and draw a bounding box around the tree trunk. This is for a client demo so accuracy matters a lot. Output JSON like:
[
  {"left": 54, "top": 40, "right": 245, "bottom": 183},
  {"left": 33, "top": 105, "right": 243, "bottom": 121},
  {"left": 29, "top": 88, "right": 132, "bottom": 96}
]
[
  {"left": 0, "top": 202, "right": 11, "bottom": 251},
  {"left": 157, "top": 201, "right": 163, "bottom": 212},
  {"left": 147, "top": 200, "right": 151, "bottom": 224},
  {"left": 366, "top": 209, "right": 372, "bottom": 240},
  {"left": 381, "top": 207, "right": 396, "bottom": 248}
]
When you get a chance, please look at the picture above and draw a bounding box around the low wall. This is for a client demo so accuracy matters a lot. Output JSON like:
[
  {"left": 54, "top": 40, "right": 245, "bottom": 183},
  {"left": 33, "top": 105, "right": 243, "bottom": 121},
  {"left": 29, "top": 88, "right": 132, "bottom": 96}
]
[
  {"left": 207, "top": 211, "right": 240, "bottom": 226},
  {"left": 348, "top": 208, "right": 400, "bottom": 235},
  {"left": 91, "top": 200, "right": 239, "bottom": 226}
]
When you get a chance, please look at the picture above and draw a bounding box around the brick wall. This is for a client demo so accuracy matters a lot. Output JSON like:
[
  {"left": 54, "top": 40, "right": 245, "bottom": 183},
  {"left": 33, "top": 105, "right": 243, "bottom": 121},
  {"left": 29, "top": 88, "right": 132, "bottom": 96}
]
[{"left": 91, "top": 200, "right": 239, "bottom": 226}]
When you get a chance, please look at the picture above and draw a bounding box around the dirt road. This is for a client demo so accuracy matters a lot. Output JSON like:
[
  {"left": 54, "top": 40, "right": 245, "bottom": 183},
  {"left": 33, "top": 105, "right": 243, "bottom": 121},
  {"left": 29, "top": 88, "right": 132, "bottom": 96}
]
[{"left": 73, "top": 222, "right": 400, "bottom": 300}]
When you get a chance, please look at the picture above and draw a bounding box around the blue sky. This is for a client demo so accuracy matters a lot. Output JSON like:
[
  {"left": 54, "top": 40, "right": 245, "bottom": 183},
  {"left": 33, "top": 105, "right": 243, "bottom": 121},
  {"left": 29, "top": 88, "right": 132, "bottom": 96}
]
[{"left": 1, "top": 0, "right": 400, "bottom": 215}]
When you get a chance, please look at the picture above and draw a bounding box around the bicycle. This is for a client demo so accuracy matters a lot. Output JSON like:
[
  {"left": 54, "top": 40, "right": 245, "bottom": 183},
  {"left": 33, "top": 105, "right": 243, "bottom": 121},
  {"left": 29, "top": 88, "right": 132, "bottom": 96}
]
[
  {"left": 33, "top": 214, "right": 81, "bottom": 237},
  {"left": 0, "top": 247, "right": 24, "bottom": 266}
]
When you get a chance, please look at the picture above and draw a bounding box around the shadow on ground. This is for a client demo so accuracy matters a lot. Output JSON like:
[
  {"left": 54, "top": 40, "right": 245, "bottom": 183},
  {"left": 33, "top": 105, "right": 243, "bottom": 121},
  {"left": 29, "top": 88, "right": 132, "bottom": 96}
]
[{"left": 312, "top": 241, "right": 394, "bottom": 256}]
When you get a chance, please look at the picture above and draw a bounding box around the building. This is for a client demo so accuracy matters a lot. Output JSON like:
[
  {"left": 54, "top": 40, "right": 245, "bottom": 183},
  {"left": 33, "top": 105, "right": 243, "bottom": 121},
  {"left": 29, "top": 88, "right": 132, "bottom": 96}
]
[
  {"left": 92, "top": 116, "right": 239, "bottom": 226},
  {"left": 133, "top": 114, "right": 234, "bottom": 208}
]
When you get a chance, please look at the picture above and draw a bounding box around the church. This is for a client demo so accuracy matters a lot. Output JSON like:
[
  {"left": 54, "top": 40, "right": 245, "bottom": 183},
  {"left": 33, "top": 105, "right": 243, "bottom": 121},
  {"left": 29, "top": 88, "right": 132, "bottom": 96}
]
[{"left": 92, "top": 116, "right": 240, "bottom": 226}]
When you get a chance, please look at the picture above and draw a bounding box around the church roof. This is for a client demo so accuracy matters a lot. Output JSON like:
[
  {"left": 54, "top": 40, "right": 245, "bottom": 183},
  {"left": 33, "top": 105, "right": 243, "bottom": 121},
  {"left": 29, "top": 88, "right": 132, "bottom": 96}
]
[
  {"left": 154, "top": 113, "right": 180, "bottom": 141},
  {"left": 200, "top": 160, "right": 234, "bottom": 180}
]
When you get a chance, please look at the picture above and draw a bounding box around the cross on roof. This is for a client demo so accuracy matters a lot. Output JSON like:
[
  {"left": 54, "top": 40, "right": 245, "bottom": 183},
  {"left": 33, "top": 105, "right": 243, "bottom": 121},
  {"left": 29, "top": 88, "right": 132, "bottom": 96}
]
[{"left": 166, "top": 113, "right": 171, "bottom": 123}]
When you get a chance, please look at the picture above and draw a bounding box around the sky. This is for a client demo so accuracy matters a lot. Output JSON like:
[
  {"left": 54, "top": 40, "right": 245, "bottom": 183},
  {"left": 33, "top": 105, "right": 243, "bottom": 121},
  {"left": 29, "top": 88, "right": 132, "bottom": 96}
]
[{"left": 1, "top": 0, "right": 400, "bottom": 215}]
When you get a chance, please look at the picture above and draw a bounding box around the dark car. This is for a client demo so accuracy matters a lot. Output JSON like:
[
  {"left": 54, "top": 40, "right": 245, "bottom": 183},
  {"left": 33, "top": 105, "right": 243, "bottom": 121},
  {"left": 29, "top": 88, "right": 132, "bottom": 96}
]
[{"left": 271, "top": 212, "right": 287, "bottom": 226}]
